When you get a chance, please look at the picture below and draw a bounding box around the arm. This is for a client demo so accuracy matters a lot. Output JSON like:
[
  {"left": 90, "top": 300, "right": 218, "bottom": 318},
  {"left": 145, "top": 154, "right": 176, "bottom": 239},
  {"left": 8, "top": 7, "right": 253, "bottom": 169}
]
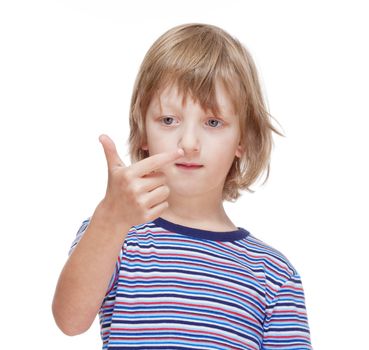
[
  {"left": 52, "top": 134, "right": 184, "bottom": 336},
  {"left": 262, "top": 274, "right": 312, "bottom": 349},
  {"left": 52, "top": 201, "right": 130, "bottom": 336}
]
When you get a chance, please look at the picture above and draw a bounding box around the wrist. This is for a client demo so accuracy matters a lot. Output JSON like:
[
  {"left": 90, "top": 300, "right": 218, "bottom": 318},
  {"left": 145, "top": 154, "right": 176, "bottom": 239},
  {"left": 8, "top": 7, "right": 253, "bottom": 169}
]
[{"left": 92, "top": 199, "right": 132, "bottom": 234}]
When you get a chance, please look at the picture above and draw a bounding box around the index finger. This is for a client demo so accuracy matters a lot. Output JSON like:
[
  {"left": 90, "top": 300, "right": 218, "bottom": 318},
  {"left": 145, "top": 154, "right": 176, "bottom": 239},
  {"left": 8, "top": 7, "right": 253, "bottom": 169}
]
[{"left": 132, "top": 148, "right": 184, "bottom": 177}]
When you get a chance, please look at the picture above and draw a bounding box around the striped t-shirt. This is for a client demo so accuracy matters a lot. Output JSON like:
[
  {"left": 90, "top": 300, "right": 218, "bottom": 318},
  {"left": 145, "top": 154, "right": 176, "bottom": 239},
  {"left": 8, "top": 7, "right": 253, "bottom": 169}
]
[{"left": 70, "top": 216, "right": 312, "bottom": 349}]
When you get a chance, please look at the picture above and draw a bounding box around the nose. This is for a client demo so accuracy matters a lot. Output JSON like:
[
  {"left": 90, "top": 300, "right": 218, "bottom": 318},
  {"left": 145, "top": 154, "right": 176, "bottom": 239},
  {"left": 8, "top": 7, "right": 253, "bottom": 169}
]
[{"left": 177, "top": 124, "right": 200, "bottom": 155}]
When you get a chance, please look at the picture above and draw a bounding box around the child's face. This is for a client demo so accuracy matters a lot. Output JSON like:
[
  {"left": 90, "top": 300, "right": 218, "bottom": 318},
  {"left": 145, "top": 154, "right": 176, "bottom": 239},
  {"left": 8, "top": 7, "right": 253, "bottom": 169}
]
[{"left": 142, "top": 81, "right": 243, "bottom": 199}]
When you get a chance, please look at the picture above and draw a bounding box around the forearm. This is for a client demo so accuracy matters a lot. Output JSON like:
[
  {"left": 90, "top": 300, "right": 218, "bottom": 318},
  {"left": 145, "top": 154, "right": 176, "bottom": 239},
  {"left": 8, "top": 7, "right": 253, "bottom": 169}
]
[{"left": 52, "top": 201, "right": 130, "bottom": 335}]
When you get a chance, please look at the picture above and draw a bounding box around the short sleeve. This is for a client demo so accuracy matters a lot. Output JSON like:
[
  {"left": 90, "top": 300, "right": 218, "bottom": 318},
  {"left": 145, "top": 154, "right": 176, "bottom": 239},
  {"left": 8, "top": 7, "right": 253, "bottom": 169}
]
[
  {"left": 68, "top": 217, "right": 91, "bottom": 256},
  {"left": 262, "top": 274, "right": 312, "bottom": 349},
  {"left": 68, "top": 217, "right": 121, "bottom": 295}
]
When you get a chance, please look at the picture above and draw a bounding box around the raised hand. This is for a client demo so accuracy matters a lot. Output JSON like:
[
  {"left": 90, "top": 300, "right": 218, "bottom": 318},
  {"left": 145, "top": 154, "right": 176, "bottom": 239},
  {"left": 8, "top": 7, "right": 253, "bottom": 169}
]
[{"left": 98, "top": 134, "right": 184, "bottom": 228}]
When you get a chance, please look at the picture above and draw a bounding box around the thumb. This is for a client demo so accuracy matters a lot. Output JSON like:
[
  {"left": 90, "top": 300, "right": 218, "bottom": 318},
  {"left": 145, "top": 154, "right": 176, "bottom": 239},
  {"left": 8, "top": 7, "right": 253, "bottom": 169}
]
[{"left": 99, "top": 134, "right": 126, "bottom": 170}]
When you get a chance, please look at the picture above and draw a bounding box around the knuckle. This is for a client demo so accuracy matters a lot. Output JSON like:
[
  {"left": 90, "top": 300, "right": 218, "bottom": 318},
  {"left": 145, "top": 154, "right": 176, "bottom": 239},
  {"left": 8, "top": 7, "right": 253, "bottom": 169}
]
[
  {"left": 129, "top": 182, "right": 141, "bottom": 195},
  {"left": 135, "top": 197, "right": 146, "bottom": 210},
  {"left": 151, "top": 159, "right": 161, "bottom": 172},
  {"left": 157, "top": 173, "right": 166, "bottom": 181},
  {"left": 126, "top": 184, "right": 140, "bottom": 203},
  {"left": 162, "top": 185, "right": 170, "bottom": 195}
]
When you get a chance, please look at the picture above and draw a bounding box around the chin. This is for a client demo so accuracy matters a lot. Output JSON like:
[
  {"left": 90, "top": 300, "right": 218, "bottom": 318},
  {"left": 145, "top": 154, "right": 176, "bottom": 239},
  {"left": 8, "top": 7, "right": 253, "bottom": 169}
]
[{"left": 169, "top": 182, "right": 219, "bottom": 198}]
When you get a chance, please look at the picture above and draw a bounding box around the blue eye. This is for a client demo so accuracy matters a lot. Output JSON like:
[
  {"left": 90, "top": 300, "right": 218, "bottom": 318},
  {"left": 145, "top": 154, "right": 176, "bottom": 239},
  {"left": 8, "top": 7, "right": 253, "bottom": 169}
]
[
  {"left": 207, "top": 119, "right": 223, "bottom": 128},
  {"left": 159, "top": 116, "right": 223, "bottom": 128},
  {"left": 160, "top": 116, "right": 176, "bottom": 125}
]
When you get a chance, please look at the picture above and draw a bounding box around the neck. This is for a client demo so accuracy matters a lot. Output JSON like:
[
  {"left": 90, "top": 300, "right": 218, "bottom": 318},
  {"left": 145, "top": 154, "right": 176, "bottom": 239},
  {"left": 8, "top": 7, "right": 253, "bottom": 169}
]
[{"left": 160, "top": 189, "right": 236, "bottom": 231}]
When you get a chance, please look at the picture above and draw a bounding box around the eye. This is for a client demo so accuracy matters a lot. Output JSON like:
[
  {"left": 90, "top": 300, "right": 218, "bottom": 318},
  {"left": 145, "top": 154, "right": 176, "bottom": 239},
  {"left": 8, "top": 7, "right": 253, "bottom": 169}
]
[
  {"left": 207, "top": 118, "right": 223, "bottom": 128},
  {"left": 158, "top": 116, "right": 224, "bottom": 128},
  {"left": 159, "top": 116, "right": 177, "bottom": 126}
]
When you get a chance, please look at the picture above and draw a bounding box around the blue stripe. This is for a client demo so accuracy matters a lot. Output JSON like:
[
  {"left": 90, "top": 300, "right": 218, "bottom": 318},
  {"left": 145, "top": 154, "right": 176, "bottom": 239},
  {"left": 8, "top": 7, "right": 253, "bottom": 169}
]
[{"left": 70, "top": 216, "right": 311, "bottom": 349}]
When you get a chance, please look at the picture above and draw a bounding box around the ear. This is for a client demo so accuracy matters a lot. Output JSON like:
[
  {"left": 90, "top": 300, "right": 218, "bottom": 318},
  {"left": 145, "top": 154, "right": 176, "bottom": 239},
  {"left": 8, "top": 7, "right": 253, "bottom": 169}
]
[
  {"left": 235, "top": 144, "right": 244, "bottom": 158},
  {"left": 141, "top": 143, "right": 148, "bottom": 151}
]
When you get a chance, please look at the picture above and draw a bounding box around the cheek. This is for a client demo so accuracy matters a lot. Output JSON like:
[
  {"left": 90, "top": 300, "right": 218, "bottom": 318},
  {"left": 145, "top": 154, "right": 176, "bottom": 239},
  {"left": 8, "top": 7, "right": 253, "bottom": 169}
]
[
  {"left": 211, "top": 132, "right": 240, "bottom": 154},
  {"left": 206, "top": 142, "right": 235, "bottom": 165},
  {"left": 145, "top": 123, "right": 164, "bottom": 152},
  {"left": 146, "top": 133, "right": 172, "bottom": 155},
  {"left": 217, "top": 144, "right": 242, "bottom": 162}
]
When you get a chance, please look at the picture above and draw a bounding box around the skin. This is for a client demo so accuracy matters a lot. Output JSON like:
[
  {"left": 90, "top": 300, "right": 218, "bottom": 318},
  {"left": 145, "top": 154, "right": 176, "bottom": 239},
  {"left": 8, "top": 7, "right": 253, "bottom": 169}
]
[
  {"left": 142, "top": 80, "right": 244, "bottom": 231},
  {"left": 52, "top": 80, "right": 244, "bottom": 335},
  {"left": 52, "top": 137, "right": 185, "bottom": 335}
]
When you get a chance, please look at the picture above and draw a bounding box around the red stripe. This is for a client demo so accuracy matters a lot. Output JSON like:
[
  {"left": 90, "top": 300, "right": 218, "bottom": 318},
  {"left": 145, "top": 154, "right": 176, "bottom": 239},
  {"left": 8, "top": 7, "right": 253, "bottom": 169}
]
[
  {"left": 110, "top": 328, "right": 259, "bottom": 349},
  {"left": 117, "top": 276, "right": 264, "bottom": 313},
  {"left": 114, "top": 299, "right": 261, "bottom": 324}
]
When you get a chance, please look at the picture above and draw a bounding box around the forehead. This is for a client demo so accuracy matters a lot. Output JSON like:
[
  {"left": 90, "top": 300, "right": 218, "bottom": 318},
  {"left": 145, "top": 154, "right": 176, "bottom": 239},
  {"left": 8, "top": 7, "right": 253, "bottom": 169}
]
[{"left": 150, "top": 80, "right": 237, "bottom": 117}]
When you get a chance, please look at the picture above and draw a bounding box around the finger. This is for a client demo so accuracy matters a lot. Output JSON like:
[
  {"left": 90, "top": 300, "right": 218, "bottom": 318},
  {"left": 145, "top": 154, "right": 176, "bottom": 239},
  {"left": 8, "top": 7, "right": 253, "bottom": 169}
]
[
  {"left": 146, "top": 200, "right": 169, "bottom": 222},
  {"left": 99, "top": 134, "right": 126, "bottom": 170},
  {"left": 133, "top": 148, "right": 184, "bottom": 177}
]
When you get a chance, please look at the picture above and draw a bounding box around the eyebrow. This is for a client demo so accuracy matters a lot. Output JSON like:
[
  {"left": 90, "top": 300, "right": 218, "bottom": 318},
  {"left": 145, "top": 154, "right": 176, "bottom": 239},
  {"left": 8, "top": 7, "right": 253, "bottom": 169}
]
[{"left": 152, "top": 92, "right": 236, "bottom": 119}]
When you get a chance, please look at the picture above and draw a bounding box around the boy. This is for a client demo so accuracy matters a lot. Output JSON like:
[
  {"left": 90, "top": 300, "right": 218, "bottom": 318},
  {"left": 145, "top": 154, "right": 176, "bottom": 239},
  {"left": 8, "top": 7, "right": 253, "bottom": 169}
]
[{"left": 52, "top": 23, "right": 312, "bottom": 349}]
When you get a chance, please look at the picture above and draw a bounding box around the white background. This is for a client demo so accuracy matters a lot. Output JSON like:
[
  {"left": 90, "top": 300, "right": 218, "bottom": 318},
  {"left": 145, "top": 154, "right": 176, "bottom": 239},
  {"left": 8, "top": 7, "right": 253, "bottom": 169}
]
[{"left": 1, "top": 1, "right": 368, "bottom": 349}]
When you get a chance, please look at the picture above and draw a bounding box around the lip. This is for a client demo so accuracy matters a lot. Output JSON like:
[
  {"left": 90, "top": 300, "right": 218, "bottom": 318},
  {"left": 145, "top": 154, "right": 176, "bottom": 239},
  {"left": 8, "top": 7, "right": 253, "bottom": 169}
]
[
  {"left": 175, "top": 163, "right": 203, "bottom": 169},
  {"left": 175, "top": 162, "right": 203, "bottom": 167}
]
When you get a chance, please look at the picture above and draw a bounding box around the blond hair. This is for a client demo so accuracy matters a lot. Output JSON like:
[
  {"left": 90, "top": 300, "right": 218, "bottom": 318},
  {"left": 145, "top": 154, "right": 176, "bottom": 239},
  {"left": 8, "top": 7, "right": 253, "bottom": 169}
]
[{"left": 128, "top": 23, "right": 282, "bottom": 202}]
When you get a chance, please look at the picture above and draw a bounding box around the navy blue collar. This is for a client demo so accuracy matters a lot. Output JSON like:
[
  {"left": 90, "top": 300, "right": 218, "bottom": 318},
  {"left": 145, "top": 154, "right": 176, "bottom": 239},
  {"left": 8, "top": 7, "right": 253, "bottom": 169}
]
[{"left": 153, "top": 216, "right": 249, "bottom": 242}]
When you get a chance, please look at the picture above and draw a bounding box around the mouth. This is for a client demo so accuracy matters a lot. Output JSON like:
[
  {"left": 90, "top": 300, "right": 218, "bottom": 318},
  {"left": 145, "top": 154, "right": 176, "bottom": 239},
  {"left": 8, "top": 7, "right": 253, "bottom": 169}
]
[{"left": 175, "top": 163, "right": 204, "bottom": 169}]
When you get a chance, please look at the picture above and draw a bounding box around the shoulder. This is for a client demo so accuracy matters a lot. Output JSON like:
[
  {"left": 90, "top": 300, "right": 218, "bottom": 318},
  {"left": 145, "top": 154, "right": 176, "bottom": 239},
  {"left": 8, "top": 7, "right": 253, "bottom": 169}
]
[
  {"left": 238, "top": 233, "right": 306, "bottom": 304},
  {"left": 241, "top": 233, "right": 300, "bottom": 285}
]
